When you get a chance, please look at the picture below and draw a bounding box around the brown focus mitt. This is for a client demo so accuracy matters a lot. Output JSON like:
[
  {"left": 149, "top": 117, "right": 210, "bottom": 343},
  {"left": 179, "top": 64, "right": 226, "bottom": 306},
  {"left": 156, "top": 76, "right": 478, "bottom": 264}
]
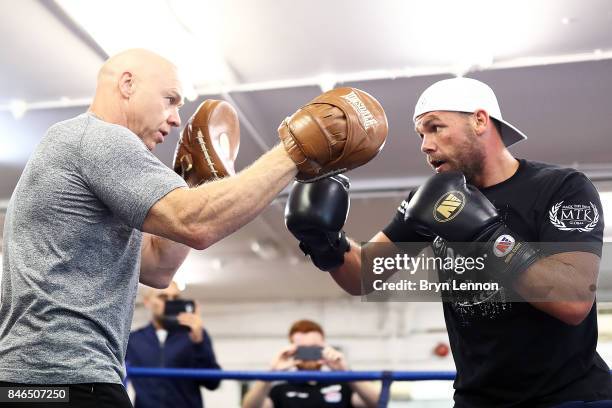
[
  {"left": 173, "top": 100, "right": 240, "bottom": 187},
  {"left": 278, "top": 87, "right": 387, "bottom": 182}
]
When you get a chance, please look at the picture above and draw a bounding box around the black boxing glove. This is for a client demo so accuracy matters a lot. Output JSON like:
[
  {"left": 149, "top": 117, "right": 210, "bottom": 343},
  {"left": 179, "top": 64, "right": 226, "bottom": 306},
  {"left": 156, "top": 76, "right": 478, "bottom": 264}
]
[
  {"left": 406, "top": 172, "right": 540, "bottom": 280},
  {"left": 285, "top": 175, "right": 351, "bottom": 271}
]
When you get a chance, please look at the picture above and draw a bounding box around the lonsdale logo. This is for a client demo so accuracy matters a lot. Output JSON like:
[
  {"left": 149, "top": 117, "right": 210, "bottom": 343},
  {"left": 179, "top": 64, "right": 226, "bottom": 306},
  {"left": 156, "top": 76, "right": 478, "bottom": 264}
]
[
  {"left": 433, "top": 191, "right": 466, "bottom": 222},
  {"left": 341, "top": 91, "right": 378, "bottom": 129}
]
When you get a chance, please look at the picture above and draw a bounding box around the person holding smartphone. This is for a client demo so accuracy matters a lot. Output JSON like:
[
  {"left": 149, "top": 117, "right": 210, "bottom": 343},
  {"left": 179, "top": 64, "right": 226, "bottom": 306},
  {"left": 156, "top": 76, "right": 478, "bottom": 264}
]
[
  {"left": 242, "top": 319, "right": 379, "bottom": 408},
  {"left": 126, "top": 281, "right": 221, "bottom": 408}
]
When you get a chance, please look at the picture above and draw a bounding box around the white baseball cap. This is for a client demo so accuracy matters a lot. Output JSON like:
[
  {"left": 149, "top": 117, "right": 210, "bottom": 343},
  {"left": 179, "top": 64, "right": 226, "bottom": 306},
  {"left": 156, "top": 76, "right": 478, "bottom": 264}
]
[{"left": 413, "top": 77, "right": 527, "bottom": 147}]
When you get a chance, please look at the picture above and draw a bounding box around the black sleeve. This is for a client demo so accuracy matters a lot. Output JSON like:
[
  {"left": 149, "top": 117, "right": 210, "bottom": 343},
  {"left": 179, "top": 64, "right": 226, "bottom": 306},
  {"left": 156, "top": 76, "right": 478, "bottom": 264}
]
[
  {"left": 538, "top": 172, "right": 603, "bottom": 256},
  {"left": 342, "top": 383, "right": 355, "bottom": 408},
  {"left": 268, "top": 384, "right": 282, "bottom": 407},
  {"left": 192, "top": 330, "right": 222, "bottom": 389},
  {"left": 382, "top": 190, "right": 434, "bottom": 243}
]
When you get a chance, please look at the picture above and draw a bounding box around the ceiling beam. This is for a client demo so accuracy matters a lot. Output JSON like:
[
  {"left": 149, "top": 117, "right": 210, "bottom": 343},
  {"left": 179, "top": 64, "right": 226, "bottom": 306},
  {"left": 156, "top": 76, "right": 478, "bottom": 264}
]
[
  {"left": 39, "top": 0, "right": 108, "bottom": 60},
  {"left": 3, "top": 49, "right": 612, "bottom": 113}
]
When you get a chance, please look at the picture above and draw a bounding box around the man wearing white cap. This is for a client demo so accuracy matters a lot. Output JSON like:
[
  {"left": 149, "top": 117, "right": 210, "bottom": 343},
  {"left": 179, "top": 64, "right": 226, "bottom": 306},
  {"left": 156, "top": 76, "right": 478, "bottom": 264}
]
[{"left": 285, "top": 77, "right": 612, "bottom": 407}]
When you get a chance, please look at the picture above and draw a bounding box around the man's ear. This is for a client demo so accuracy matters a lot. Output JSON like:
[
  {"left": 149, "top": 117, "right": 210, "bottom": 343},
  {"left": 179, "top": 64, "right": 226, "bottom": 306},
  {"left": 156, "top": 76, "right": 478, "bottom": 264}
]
[
  {"left": 118, "top": 71, "right": 134, "bottom": 99},
  {"left": 472, "top": 109, "right": 489, "bottom": 136}
]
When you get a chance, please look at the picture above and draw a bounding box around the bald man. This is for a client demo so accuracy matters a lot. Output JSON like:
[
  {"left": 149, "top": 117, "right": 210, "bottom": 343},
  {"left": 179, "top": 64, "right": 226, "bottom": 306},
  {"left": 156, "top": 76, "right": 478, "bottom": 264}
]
[{"left": 0, "top": 49, "right": 300, "bottom": 407}]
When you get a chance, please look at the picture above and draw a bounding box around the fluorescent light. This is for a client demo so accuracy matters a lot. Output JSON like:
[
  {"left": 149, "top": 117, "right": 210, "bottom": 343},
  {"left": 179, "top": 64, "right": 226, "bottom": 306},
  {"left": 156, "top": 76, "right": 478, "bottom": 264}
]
[
  {"left": 56, "top": 0, "right": 234, "bottom": 91},
  {"left": 395, "top": 0, "right": 547, "bottom": 69},
  {"left": 172, "top": 254, "right": 225, "bottom": 287},
  {"left": 9, "top": 100, "right": 27, "bottom": 119},
  {"left": 174, "top": 257, "right": 201, "bottom": 289},
  {"left": 318, "top": 74, "right": 336, "bottom": 93},
  {"left": 173, "top": 274, "right": 187, "bottom": 291},
  {"left": 250, "top": 239, "right": 280, "bottom": 260},
  {"left": 0, "top": 117, "right": 37, "bottom": 164}
]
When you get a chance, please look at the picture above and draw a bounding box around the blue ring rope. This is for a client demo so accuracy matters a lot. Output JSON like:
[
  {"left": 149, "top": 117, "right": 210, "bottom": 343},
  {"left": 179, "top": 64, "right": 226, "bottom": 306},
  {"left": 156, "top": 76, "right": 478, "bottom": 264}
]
[{"left": 126, "top": 367, "right": 457, "bottom": 381}]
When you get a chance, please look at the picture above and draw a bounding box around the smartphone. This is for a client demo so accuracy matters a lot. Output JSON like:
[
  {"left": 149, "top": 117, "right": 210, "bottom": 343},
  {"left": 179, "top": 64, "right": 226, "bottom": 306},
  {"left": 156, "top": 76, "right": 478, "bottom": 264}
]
[
  {"left": 295, "top": 346, "right": 323, "bottom": 361},
  {"left": 162, "top": 299, "right": 196, "bottom": 331},
  {"left": 164, "top": 299, "right": 195, "bottom": 315}
]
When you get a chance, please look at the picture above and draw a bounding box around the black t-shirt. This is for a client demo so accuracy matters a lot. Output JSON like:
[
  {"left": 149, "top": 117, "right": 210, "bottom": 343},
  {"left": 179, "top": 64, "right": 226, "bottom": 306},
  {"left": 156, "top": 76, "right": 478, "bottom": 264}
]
[
  {"left": 269, "top": 382, "right": 354, "bottom": 408},
  {"left": 383, "top": 159, "right": 612, "bottom": 407}
]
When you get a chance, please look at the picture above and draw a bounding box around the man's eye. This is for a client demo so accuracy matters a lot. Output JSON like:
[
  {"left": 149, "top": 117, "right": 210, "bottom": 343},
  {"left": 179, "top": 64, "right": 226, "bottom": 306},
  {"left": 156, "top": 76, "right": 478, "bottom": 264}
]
[
  {"left": 433, "top": 125, "right": 442, "bottom": 132},
  {"left": 166, "top": 97, "right": 176, "bottom": 104}
]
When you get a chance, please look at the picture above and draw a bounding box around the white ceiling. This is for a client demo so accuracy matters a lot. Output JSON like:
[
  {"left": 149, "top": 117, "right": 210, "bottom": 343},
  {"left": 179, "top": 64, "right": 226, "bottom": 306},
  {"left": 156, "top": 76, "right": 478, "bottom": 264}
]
[{"left": 1, "top": 0, "right": 612, "bottom": 301}]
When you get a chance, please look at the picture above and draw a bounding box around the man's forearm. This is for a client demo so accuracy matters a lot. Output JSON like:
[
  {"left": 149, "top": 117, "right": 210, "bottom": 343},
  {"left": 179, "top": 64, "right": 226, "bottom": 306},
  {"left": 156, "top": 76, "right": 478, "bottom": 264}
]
[
  {"left": 140, "top": 233, "right": 190, "bottom": 288},
  {"left": 514, "top": 252, "right": 598, "bottom": 324},
  {"left": 329, "top": 240, "right": 364, "bottom": 295},
  {"left": 330, "top": 237, "right": 420, "bottom": 296},
  {"left": 151, "top": 235, "right": 190, "bottom": 269},
  {"left": 349, "top": 381, "right": 380, "bottom": 408},
  {"left": 185, "top": 145, "right": 296, "bottom": 248},
  {"left": 242, "top": 381, "right": 273, "bottom": 408}
]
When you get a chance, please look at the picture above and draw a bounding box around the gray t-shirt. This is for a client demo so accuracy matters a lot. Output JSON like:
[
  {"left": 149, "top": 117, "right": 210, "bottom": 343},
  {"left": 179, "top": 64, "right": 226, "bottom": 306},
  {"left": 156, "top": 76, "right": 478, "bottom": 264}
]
[{"left": 0, "top": 113, "right": 187, "bottom": 384}]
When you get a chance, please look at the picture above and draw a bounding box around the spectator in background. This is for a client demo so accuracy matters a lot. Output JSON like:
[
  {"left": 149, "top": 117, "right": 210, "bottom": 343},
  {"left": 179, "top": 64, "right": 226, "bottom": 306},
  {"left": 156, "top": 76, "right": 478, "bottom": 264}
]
[
  {"left": 242, "top": 319, "right": 379, "bottom": 408},
  {"left": 126, "top": 281, "right": 221, "bottom": 408}
]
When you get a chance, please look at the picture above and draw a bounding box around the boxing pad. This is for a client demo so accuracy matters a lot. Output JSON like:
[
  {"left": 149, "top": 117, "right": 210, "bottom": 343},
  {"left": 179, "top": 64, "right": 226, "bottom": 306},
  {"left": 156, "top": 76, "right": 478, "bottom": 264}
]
[
  {"left": 278, "top": 88, "right": 388, "bottom": 182},
  {"left": 173, "top": 100, "right": 240, "bottom": 187}
]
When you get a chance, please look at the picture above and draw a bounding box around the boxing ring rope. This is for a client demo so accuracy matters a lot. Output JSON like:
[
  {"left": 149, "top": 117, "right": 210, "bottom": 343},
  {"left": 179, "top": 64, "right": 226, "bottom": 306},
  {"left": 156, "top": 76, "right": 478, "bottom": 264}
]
[{"left": 126, "top": 367, "right": 457, "bottom": 408}]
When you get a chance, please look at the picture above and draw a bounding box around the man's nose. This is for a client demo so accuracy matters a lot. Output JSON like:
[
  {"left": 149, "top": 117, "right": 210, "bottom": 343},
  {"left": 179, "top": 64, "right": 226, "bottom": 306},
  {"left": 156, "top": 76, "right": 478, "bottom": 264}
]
[
  {"left": 169, "top": 109, "right": 181, "bottom": 128},
  {"left": 420, "top": 134, "right": 436, "bottom": 154}
]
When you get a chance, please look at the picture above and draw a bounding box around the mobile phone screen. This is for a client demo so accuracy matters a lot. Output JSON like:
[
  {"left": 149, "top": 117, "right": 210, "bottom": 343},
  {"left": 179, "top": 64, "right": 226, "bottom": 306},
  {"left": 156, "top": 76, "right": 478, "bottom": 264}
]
[
  {"left": 295, "top": 346, "right": 323, "bottom": 361},
  {"left": 162, "top": 300, "right": 195, "bottom": 331},
  {"left": 164, "top": 300, "right": 195, "bottom": 316}
]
